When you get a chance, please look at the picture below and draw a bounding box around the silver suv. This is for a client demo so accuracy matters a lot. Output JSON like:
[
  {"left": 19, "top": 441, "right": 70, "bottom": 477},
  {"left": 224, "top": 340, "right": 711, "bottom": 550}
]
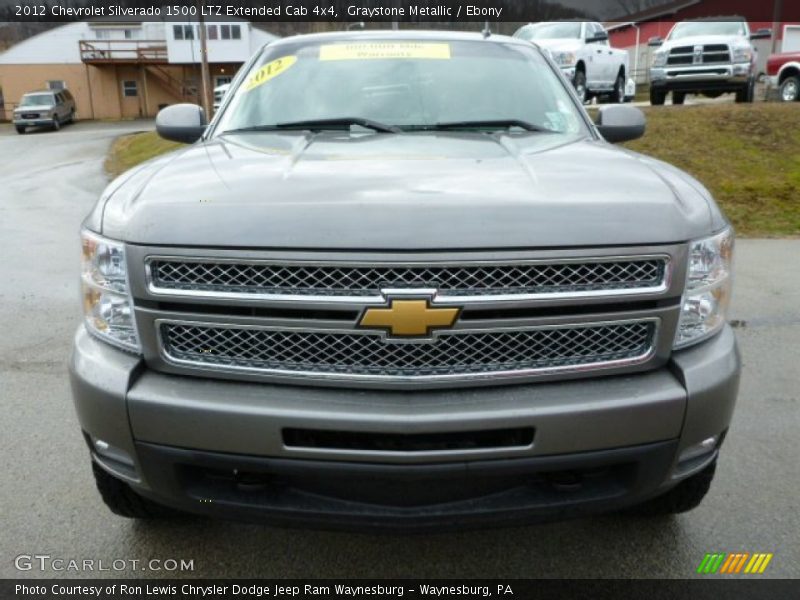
[
  {"left": 13, "top": 88, "right": 76, "bottom": 133},
  {"left": 649, "top": 19, "right": 771, "bottom": 105},
  {"left": 70, "top": 31, "right": 739, "bottom": 530}
]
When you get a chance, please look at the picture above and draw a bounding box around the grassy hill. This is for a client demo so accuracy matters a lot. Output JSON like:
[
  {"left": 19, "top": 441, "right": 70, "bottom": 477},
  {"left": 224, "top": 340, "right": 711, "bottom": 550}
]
[{"left": 623, "top": 103, "right": 800, "bottom": 237}]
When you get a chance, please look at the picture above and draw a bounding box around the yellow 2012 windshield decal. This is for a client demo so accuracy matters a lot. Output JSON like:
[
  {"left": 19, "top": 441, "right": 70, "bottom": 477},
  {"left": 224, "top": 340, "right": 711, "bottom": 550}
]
[
  {"left": 319, "top": 43, "right": 451, "bottom": 61},
  {"left": 243, "top": 55, "right": 297, "bottom": 92}
]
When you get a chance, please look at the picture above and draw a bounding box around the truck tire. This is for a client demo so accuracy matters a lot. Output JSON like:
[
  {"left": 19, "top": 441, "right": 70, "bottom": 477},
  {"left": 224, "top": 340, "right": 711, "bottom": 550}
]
[
  {"left": 672, "top": 91, "right": 686, "bottom": 105},
  {"left": 573, "top": 70, "right": 588, "bottom": 104},
  {"left": 780, "top": 75, "right": 800, "bottom": 102},
  {"left": 650, "top": 88, "right": 666, "bottom": 106},
  {"left": 92, "top": 461, "right": 181, "bottom": 519},
  {"left": 735, "top": 78, "right": 755, "bottom": 103},
  {"left": 627, "top": 460, "right": 716, "bottom": 516},
  {"left": 15, "top": 125, "right": 25, "bottom": 134},
  {"left": 613, "top": 72, "right": 626, "bottom": 103},
  {"left": 52, "top": 116, "right": 61, "bottom": 131}
]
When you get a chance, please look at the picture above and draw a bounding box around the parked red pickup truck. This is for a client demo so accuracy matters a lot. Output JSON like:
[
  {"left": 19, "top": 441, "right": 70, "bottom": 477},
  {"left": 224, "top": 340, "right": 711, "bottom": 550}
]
[{"left": 767, "top": 51, "right": 800, "bottom": 101}]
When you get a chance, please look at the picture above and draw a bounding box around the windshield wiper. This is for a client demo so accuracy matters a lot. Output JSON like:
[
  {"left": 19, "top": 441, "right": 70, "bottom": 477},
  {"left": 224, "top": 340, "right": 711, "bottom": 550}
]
[
  {"left": 410, "top": 120, "right": 554, "bottom": 133},
  {"left": 224, "top": 117, "right": 401, "bottom": 134}
]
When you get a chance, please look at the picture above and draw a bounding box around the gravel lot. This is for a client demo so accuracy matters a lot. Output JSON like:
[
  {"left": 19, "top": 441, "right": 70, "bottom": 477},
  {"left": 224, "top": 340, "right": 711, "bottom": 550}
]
[{"left": 0, "top": 121, "right": 798, "bottom": 579}]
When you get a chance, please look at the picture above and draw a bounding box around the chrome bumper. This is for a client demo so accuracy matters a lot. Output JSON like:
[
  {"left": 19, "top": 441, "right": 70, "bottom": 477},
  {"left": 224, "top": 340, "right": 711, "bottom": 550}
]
[
  {"left": 650, "top": 64, "right": 750, "bottom": 84},
  {"left": 13, "top": 117, "right": 55, "bottom": 127}
]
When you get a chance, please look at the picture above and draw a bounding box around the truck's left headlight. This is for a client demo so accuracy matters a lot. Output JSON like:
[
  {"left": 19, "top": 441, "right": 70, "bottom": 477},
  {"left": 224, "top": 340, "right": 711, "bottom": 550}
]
[
  {"left": 731, "top": 45, "right": 752, "bottom": 64},
  {"left": 81, "top": 230, "right": 140, "bottom": 352},
  {"left": 552, "top": 51, "right": 577, "bottom": 67},
  {"left": 674, "top": 227, "right": 734, "bottom": 349}
]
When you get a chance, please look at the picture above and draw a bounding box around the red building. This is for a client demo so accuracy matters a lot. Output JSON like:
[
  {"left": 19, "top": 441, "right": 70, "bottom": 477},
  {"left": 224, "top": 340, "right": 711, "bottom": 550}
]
[{"left": 605, "top": 0, "right": 800, "bottom": 82}]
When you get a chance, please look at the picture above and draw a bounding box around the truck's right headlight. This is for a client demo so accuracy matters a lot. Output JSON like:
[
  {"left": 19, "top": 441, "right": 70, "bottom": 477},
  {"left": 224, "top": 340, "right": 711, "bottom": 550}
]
[
  {"left": 652, "top": 51, "right": 667, "bottom": 67},
  {"left": 81, "top": 230, "right": 140, "bottom": 353},
  {"left": 674, "top": 227, "right": 734, "bottom": 349}
]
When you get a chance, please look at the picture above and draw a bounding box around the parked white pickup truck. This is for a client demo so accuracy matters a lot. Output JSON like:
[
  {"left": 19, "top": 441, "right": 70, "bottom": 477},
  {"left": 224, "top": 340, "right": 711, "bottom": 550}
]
[
  {"left": 648, "top": 19, "right": 772, "bottom": 105},
  {"left": 514, "top": 21, "right": 631, "bottom": 103}
]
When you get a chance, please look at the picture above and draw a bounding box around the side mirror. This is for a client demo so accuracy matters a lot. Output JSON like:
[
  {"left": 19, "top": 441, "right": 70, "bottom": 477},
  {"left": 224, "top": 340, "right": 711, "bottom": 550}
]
[
  {"left": 596, "top": 105, "right": 646, "bottom": 143},
  {"left": 587, "top": 31, "right": 609, "bottom": 43},
  {"left": 750, "top": 28, "right": 772, "bottom": 40},
  {"left": 648, "top": 36, "right": 663, "bottom": 47},
  {"left": 156, "top": 103, "right": 207, "bottom": 143}
]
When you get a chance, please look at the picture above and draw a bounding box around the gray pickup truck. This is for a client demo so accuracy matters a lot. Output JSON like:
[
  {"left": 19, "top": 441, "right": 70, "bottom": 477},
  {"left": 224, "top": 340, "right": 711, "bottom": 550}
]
[{"left": 70, "top": 31, "right": 739, "bottom": 530}]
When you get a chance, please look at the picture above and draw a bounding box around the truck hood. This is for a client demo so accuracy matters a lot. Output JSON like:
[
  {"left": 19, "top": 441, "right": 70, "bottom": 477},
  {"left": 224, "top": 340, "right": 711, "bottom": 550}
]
[
  {"left": 659, "top": 34, "right": 745, "bottom": 51},
  {"left": 15, "top": 104, "right": 54, "bottom": 113},
  {"left": 531, "top": 38, "right": 582, "bottom": 53},
  {"left": 98, "top": 131, "right": 724, "bottom": 249}
]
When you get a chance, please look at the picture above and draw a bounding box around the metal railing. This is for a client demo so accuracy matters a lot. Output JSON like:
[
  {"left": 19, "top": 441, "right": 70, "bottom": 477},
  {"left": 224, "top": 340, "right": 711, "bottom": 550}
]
[{"left": 79, "top": 40, "right": 168, "bottom": 63}]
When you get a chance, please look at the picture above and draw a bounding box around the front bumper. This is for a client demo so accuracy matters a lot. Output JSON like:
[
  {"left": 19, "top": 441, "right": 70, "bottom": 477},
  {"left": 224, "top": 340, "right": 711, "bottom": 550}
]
[
  {"left": 650, "top": 64, "right": 750, "bottom": 91},
  {"left": 13, "top": 117, "right": 55, "bottom": 127},
  {"left": 560, "top": 66, "right": 577, "bottom": 80},
  {"left": 69, "top": 325, "right": 740, "bottom": 529}
]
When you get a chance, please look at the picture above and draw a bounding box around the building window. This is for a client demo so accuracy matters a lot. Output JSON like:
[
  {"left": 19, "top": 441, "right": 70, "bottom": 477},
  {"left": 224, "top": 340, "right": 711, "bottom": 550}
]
[
  {"left": 95, "top": 29, "right": 110, "bottom": 39},
  {"left": 207, "top": 25, "right": 218, "bottom": 40},
  {"left": 124, "top": 29, "right": 137, "bottom": 40},
  {"left": 173, "top": 25, "right": 195, "bottom": 40},
  {"left": 215, "top": 76, "right": 232, "bottom": 87},
  {"left": 47, "top": 80, "right": 66, "bottom": 91},
  {"left": 220, "top": 24, "right": 241, "bottom": 40},
  {"left": 122, "top": 80, "right": 138, "bottom": 98}
]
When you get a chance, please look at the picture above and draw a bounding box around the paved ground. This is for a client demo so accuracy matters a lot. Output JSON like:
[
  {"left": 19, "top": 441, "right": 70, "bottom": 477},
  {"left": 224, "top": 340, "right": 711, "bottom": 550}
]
[{"left": 0, "top": 121, "right": 798, "bottom": 580}]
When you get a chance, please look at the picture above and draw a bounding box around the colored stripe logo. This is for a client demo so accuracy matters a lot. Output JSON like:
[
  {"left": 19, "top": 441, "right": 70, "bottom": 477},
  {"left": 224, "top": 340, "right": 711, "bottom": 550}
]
[{"left": 697, "top": 553, "right": 773, "bottom": 574}]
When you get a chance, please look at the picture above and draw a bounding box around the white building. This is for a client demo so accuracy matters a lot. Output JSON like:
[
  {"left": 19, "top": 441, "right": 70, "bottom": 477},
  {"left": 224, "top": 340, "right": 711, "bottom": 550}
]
[{"left": 0, "top": 19, "right": 277, "bottom": 120}]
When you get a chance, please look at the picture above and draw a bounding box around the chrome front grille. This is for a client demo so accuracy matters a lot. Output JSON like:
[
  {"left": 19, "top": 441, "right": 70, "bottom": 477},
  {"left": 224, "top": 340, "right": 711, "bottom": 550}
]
[
  {"left": 148, "top": 258, "right": 667, "bottom": 299},
  {"left": 159, "top": 320, "right": 657, "bottom": 382},
  {"left": 667, "top": 44, "right": 731, "bottom": 65}
]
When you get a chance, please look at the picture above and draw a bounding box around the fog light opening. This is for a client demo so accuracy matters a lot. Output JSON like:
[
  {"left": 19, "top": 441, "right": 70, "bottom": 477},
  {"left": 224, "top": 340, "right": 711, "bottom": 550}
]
[
  {"left": 91, "top": 437, "right": 135, "bottom": 468},
  {"left": 678, "top": 435, "right": 719, "bottom": 465}
]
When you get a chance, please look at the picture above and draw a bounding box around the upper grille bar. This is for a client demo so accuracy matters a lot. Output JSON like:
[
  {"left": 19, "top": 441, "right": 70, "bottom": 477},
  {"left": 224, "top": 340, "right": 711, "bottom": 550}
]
[
  {"left": 667, "top": 44, "right": 731, "bottom": 65},
  {"left": 146, "top": 256, "right": 670, "bottom": 303}
]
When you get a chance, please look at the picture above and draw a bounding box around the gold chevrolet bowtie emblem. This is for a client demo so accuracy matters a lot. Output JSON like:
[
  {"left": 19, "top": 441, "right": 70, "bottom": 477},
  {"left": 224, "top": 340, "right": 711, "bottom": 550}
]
[{"left": 358, "top": 299, "right": 460, "bottom": 338}]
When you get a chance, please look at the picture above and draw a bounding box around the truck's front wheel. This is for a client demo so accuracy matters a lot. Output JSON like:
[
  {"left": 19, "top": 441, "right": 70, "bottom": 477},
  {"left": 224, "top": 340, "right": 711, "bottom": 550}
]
[
  {"left": 735, "top": 78, "right": 755, "bottom": 103},
  {"left": 613, "top": 73, "right": 626, "bottom": 103},
  {"left": 573, "top": 70, "right": 588, "bottom": 104},
  {"left": 650, "top": 88, "right": 667, "bottom": 105},
  {"left": 92, "top": 462, "right": 181, "bottom": 519}
]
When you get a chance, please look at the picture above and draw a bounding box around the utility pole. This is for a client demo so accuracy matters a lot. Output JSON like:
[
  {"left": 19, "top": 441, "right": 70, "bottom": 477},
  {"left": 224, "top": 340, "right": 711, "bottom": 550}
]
[
  {"left": 198, "top": 0, "right": 212, "bottom": 118},
  {"left": 771, "top": 0, "right": 783, "bottom": 55}
]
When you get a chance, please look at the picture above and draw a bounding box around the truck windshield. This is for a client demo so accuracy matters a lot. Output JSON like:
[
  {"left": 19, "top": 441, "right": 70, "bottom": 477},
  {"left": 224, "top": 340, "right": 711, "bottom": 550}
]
[
  {"left": 517, "top": 23, "right": 583, "bottom": 40},
  {"left": 20, "top": 94, "right": 54, "bottom": 107},
  {"left": 215, "top": 39, "right": 587, "bottom": 136},
  {"left": 669, "top": 21, "right": 746, "bottom": 40}
]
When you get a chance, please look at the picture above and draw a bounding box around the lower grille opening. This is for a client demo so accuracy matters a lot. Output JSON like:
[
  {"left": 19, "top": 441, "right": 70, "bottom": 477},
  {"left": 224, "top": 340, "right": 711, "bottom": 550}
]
[{"left": 283, "top": 427, "right": 535, "bottom": 452}]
